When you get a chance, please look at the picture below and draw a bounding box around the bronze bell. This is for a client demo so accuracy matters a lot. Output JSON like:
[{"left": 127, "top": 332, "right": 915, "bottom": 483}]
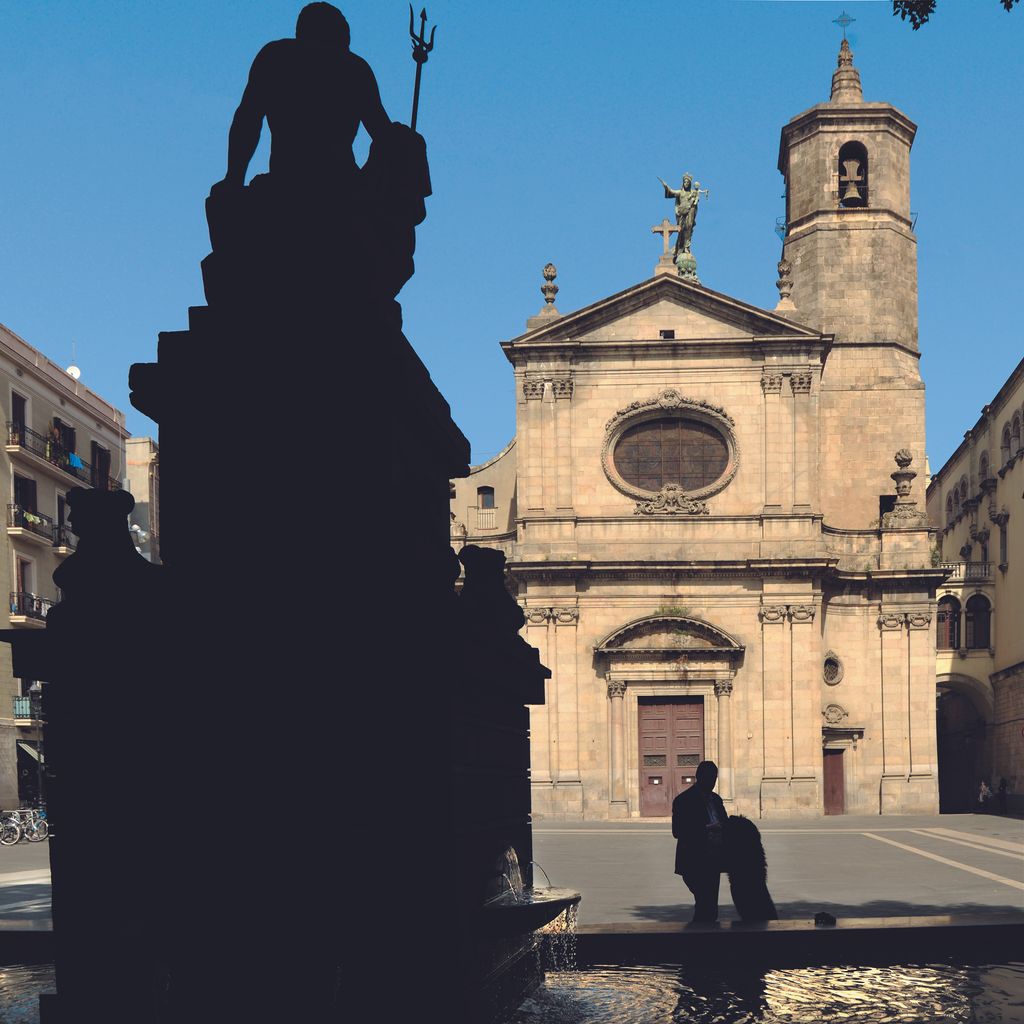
[{"left": 840, "top": 159, "right": 862, "bottom": 203}]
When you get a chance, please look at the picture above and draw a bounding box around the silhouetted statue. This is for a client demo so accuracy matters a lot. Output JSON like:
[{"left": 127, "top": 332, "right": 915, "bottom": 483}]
[
  {"left": 672, "top": 760, "right": 727, "bottom": 923},
  {"left": 204, "top": 2, "right": 431, "bottom": 310},
  {"left": 213, "top": 3, "right": 389, "bottom": 189}
]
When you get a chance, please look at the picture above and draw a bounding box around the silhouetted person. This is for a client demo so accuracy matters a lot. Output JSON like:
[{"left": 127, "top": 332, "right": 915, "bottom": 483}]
[
  {"left": 723, "top": 815, "right": 778, "bottom": 922},
  {"left": 214, "top": 3, "right": 389, "bottom": 189},
  {"left": 672, "top": 760, "right": 726, "bottom": 923}
]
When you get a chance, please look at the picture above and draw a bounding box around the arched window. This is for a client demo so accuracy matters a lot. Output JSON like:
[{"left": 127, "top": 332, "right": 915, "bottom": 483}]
[
  {"left": 945, "top": 495, "right": 954, "bottom": 525},
  {"left": 936, "top": 596, "right": 961, "bottom": 650},
  {"left": 838, "top": 141, "right": 869, "bottom": 208},
  {"left": 1013, "top": 414, "right": 1022, "bottom": 455},
  {"left": 959, "top": 479, "right": 968, "bottom": 505},
  {"left": 1002, "top": 425, "right": 1012, "bottom": 466},
  {"left": 978, "top": 451, "right": 990, "bottom": 481},
  {"left": 477, "top": 486, "right": 495, "bottom": 509},
  {"left": 965, "top": 594, "right": 991, "bottom": 650},
  {"left": 952, "top": 489, "right": 960, "bottom": 517}
]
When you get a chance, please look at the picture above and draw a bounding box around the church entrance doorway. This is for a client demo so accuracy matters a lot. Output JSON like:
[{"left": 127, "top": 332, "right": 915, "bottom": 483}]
[
  {"left": 638, "top": 697, "right": 704, "bottom": 817},
  {"left": 823, "top": 748, "right": 845, "bottom": 814},
  {"left": 936, "top": 688, "right": 986, "bottom": 813}
]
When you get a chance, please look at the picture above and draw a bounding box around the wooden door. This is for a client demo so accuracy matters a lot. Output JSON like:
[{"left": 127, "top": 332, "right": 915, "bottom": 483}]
[
  {"left": 639, "top": 697, "right": 704, "bottom": 816},
  {"left": 823, "top": 748, "right": 845, "bottom": 815}
]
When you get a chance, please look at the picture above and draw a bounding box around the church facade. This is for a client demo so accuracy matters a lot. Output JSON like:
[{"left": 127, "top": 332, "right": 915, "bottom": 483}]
[{"left": 451, "top": 42, "right": 943, "bottom": 819}]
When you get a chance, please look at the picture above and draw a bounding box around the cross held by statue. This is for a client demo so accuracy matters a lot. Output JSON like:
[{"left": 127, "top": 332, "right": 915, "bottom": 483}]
[{"left": 652, "top": 218, "right": 679, "bottom": 254}]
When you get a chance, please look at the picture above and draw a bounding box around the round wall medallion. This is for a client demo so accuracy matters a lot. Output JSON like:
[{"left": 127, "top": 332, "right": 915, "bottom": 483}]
[{"left": 823, "top": 651, "right": 844, "bottom": 686}]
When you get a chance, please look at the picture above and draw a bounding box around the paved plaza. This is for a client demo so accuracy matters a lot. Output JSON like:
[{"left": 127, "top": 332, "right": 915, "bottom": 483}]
[{"left": 533, "top": 813, "right": 1024, "bottom": 926}]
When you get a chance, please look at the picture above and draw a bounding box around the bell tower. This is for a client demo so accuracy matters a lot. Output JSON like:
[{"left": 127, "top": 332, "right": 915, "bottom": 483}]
[{"left": 778, "top": 39, "right": 925, "bottom": 529}]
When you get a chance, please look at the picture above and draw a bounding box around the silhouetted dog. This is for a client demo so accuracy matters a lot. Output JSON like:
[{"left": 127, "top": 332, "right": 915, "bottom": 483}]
[{"left": 724, "top": 815, "right": 778, "bottom": 921}]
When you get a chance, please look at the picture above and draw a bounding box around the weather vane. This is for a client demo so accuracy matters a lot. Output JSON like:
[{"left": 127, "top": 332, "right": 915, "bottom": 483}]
[
  {"left": 833, "top": 10, "right": 855, "bottom": 39},
  {"left": 409, "top": 6, "right": 437, "bottom": 131}
]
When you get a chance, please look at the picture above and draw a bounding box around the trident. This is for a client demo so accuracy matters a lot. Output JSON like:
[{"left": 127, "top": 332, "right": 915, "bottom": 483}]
[{"left": 409, "top": 6, "right": 437, "bottom": 131}]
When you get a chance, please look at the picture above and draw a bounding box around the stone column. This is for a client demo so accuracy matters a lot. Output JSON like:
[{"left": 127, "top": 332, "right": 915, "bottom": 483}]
[
  {"left": 790, "top": 371, "right": 813, "bottom": 510},
  {"left": 788, "top": 603, "right": 819, "bottom": 781},
  {"left": 552, "top": 376, "right": 574, "bottom": 511},
  {"left": 714, "top": 678, "right": 734, "bottom": 802},
  {"left": 552, "top": 607, "right": 581, "bottom": 815},
  {"left": 607, "top": 678, "right": 628, "bottom": 817},
  {"left": 524, "top": 608, "right": 553, "bottom": 784},
  {"left": 906, "top": 608, "right": 936, "bottom": 780},
  {"left": 523, "top": 377, "right": 544, "bottom": 511},
  {"left": 759, "top": 603, "right": 790, "bottom": 802},
  {"left": 879, "top": 612, "right": 909, "bottom": 808},
  {"left": 762, "top": 371, "right": 784, "bottom": 510}
]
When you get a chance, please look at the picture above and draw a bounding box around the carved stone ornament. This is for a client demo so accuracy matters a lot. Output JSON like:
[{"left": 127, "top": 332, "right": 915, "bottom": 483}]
[
  {"left": 776, "top": 258, "right": 793, "bottom": 303},
  {"left": 607, "top": 680, "right": 627, "bottom": 699},
  {"left": 789, "top": 372, "right": 812, "bottom": 394},
  {"left": 602, "top": 389, "right": 739, "bottom": 504},
  {"left": 877, "top": 612, "right": 905, "bottom": 631},
  {"left": 759, "top": 604, "right": 788, "bottom": 624},
  {"left": 906, "top": 611, "right": 932, "bottom": 630},
  {"left": 523, "top": 378, "right": 544, "bottom": 401},
  {"left": 761, "top": 372, "right": 783, "bottom": 394},
  {"left": 881, "top": 450, "right": 928, "bottom": 529},
  {"left": 551, "top": 377, "right": 575, "bottom": 401},
  {"left": 541, "top": 263, "right": 559, "bottom": 306},
  {"left": 822, "top": 703, "right": 849, "bottom": 725},
  {"left": 714, "top": 679, "right": 734, "bottom": 697},
  {"left": 990, "top": 507, "right": 1010, "bottom": 527},
  {"left": 634, "top": 484, "right": 709, "bottom": 516},
  {"left": 551, "top": 607, "right": 580, "bottom": 624},
  {"left": 789, "top": 604, "right": 816, "bottom": 623},
  {"left": 524, "top": 607, "right": 552, "bottom": 625}
]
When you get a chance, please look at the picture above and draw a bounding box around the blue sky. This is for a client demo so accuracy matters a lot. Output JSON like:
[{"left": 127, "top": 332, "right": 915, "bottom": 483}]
[{"left": 0, "top": 1, "right": 1020, "bottom": 471}]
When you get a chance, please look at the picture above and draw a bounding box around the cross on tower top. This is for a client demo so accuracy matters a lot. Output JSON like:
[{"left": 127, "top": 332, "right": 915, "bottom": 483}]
[{"left": 833, "top": 10, "right": 855, "bottom": 39}]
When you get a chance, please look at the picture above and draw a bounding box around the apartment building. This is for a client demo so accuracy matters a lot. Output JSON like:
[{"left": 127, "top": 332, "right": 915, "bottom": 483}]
[{"left": 1, "top": 321, "right": 127, "bottom": 807}]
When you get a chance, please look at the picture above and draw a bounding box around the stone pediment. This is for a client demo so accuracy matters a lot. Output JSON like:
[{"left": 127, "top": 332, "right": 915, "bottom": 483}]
[
  {"left": 595, "top": 615, "right": 744, "bottom": 658},
  {"left": 504, "top": 275, "right": 822, "bottom": 350}
]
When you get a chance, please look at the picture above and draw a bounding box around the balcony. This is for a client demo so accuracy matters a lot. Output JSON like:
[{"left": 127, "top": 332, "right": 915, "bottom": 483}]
[
  {"left": 6, "top": 505, "right": 54, "bottom": 547},
  {"left": 52, "top": 525, "right": 78, "bottom": 556},
  {"left": 940, "top": 561, "right": 993, "bottom": 583},
  {"left": 12, "top": 694, "right": 42, "bottom": 722},
  {"left": 9, "top": 592, "right": 54, "bottom": 628},
  {"left": 470, "top": 506, "right": 500, "bottom": 532},
  {"left": 5, "top": 422, "right": 120, "bottom": 491}
]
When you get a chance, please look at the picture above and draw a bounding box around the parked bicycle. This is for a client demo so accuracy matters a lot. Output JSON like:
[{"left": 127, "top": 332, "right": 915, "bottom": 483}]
[{"left": 0, "top": 807, "right": 48, "bottom": 844}]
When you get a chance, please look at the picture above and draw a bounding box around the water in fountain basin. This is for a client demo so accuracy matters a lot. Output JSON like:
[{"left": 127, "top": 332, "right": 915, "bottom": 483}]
[{"left": 510, "top": 960, "right": 1024, "bottom": 1023}]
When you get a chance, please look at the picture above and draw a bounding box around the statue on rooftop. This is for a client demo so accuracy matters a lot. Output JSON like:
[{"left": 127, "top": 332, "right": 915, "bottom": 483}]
[{"left": 658, "top": 173, "right": 709, "bottom": 258}]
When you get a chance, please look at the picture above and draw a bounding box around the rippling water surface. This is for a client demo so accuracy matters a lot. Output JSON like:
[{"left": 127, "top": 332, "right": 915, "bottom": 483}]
[
  {"left": 512, "top": 962, "right": 1024, "bottom": 1024},
  {"left": 0, "top": 965, "right": 54, "bottom": 1023}
]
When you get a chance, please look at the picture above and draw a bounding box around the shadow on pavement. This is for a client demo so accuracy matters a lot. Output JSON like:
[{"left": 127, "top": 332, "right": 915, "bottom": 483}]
[{"left": 629, "top": 899, "right": 1024, "bottom": 923}]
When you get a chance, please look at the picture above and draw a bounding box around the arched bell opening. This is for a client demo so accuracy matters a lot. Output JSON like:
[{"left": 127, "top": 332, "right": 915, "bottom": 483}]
[{"left": 837, "top": 140, "right": 869, "bottom": 208}]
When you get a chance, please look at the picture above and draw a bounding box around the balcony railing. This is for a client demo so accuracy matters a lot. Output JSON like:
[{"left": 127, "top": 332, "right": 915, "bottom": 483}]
[
  {"left": 9, "top": 592, "right": 54, "bottom": 621},
  {"left": 12, "top": 694, "right": 42, "bottom": 720},
  {"left": 6, "top": 422, "right": 120, "bottom": 491},
  {"left": 7, "top": 504, "right": 54, "bottom": 542},
  {"left": 471, "top": 506, "right": 499, "bottom": 531},
  {"left": 53, "top": 525, "right": 78, "bottom": 551},
  {"left": 940, "top": 561, "right": 993, "bottom": 583}
]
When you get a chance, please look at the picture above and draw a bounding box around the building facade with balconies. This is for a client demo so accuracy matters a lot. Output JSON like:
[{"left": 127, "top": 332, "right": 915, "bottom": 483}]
[
  {"left": 0, "top": 320, "right": 128, "bottom": 806},
  {"left": 926, "top": 356, "right": 1024, "bottom": 814}
]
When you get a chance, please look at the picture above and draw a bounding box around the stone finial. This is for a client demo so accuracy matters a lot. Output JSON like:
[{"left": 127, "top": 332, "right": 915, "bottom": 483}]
[
  {"left": 774, "top": 256, "right": 796, "bottom": 311},
  {"left": 527, "top": 263, "right": 562, "bottom": 330},
  {"left": 830, "top": 39, "right": 863, "bottom": 104},
  {"left": 881, "top": 449, "right": 928, "bottom": 529}
]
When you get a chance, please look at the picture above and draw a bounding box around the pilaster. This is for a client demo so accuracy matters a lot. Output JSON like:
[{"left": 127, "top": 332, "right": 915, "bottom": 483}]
[{"left": 762, "top": 372, "right": 784, "bottom": 511}]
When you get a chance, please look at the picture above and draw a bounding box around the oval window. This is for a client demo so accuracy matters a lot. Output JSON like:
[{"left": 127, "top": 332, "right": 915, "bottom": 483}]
[{"left": 613, "top": 418, "right": 729, "bottom": 493}]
